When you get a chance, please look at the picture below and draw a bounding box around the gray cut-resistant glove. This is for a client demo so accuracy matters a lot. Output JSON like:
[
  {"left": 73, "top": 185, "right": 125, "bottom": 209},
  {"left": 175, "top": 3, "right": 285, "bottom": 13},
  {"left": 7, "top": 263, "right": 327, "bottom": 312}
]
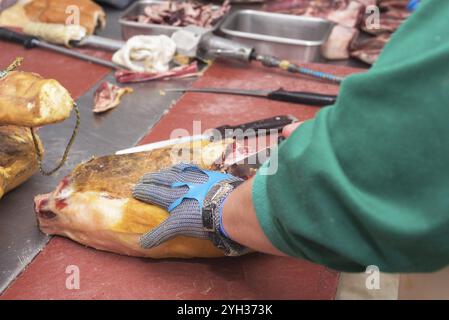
[{"left": 133, "top": 163, "right": 250, "bottom": 256}]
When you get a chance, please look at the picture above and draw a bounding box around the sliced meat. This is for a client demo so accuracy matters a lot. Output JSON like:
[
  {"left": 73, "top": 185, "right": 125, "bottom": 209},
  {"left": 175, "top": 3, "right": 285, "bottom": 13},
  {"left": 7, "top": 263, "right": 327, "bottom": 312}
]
[
  {"left": 327, "top": 0, "right": 365, "bottom": 28},
  {"left": 362, "top": 0, "right": 410, "bottom": 34},
  {"left": 322, "top": 25, "right": 359, "bottom": 60},
  {"left": 362, "top": 10, "right": 408, "bottom": 34},
  {"left": 357, "top": 0, "right": 378, "bottom": 5},
  {"left": 350, "top": 33, "right": 390, "bottom": 64},
  {"left": 266, "top": 0, "right": 411, "bottom": 62},
  {"left": 130, "top": 0, "right": 230, "bottom": 28},
  {"left": 266, "top": 0, "right": 368, "bottom": 27},
  {"left": 93, "top": 82, "right": 133, "bottom": 114},
  {"left": 115, "top": 61, "right": 200, "bottom": 84}
]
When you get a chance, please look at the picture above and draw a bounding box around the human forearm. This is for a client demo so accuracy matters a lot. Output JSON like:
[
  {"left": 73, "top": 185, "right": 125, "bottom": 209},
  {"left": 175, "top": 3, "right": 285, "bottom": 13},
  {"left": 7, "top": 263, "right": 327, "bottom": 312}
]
[{"left": 222, "top": 178, "right": 286, "bottom": 256}]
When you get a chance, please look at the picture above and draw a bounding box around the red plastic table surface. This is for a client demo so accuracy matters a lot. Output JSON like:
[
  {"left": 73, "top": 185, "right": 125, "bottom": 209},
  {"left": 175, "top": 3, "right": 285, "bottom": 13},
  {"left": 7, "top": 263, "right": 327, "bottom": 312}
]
[
  {"left": 1, "top": 45, "right": 363, "bottom": 299},
  {"left": 0, "top": 42, "right": 111, "bottom": 98}
]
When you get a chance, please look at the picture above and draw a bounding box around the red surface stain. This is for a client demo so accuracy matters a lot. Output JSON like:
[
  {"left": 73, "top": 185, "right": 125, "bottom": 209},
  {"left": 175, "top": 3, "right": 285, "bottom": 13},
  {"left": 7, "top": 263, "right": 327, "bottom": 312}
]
[
  {"left": 54, "top": 199, "right": 67, "bottom": 211},
  {"left": 1, "top": 42, "right": 362, "bottom": 299}
]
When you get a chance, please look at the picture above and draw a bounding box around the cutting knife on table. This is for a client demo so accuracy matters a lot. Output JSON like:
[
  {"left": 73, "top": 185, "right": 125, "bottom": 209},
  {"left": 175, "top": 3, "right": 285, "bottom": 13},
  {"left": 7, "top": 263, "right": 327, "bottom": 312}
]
[
  {"left": 116, "top": 115, "right": 297, "bottom": 155},
  {"left": 165, "top": 87, "right": 338, "bottom": 106}
]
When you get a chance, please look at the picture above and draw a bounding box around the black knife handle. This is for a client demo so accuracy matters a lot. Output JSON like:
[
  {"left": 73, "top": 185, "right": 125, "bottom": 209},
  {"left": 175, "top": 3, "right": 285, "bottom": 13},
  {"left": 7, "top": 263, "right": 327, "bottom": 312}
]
[
  {"left": 0, "top": 27, "right": 38, "bottom": 49},
  {"left": 268, "top": 89, "right": 337, "bottom": 106},
  {"left": 215, "top": 115, "right": 298, "bottom": 136}
]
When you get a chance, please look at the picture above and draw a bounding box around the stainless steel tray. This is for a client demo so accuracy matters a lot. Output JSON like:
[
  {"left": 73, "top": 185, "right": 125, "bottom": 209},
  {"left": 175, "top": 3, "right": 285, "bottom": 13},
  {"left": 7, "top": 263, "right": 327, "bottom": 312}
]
[
  {"left": 120, "top": 0, "right": 228, "bottom": 39},
  {"left": 219, "top": 10, "right": 333, "bottom": 61}
]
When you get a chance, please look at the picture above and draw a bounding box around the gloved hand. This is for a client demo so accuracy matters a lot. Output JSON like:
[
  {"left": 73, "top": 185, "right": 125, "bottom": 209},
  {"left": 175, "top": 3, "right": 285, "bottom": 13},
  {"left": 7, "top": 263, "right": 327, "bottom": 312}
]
[{"left": 133, "top": 163, "right": 249, "bottom": 256}]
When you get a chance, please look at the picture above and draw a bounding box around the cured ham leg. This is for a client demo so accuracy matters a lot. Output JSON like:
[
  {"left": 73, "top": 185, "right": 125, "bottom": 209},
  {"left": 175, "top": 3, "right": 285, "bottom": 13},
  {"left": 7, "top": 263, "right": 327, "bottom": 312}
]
[
  {"left": 35, "top": 140, "right": 235, "bottom": 258},
  {"left": 0, "top": 125, "right": 43, "bottom": 199},
  {"left": 0, "top": 71, "right": 74, "bottom": 127},
  {"left": 24, "top": 0, "right": 106, "bottom": 35}
]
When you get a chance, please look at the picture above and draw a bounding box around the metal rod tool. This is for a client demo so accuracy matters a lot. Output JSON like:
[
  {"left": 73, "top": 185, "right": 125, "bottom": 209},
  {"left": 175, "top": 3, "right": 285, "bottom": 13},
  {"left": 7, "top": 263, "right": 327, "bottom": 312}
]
[
  {"left": 197, "top": 32, "right": 344, "bottom": 84},
  {"left": 0, "top": 27, "right": 121, "bottom": 70}
]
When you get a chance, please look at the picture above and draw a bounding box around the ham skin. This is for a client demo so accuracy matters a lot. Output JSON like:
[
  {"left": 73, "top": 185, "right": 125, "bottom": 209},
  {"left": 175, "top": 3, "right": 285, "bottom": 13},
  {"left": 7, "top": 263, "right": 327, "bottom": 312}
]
[
  {"left": 115, "top": 61, "right": 200, "bottom": 84},
  {"left": 24, "top": 0, "right": 106, "bottom": 34},
  {"left": 0, "top": 71, "right": 74, "bottom": 127},
  {"left": 35, "top": 140, "right": 236, "bottom": 259},
  {"left": 0, "top": 126, "right": 43, "bottom": 199}
]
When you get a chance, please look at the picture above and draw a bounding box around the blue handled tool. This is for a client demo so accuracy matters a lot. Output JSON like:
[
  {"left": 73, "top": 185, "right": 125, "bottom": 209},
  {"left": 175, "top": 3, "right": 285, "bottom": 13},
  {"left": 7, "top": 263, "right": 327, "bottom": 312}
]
[{"left": 407, "top": 0, "right": 420, "bottom": 11}]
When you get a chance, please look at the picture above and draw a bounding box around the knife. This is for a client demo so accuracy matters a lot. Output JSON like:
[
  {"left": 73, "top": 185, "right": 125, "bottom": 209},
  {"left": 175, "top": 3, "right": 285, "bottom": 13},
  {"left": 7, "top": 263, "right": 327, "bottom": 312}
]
[
  {"left": 116, "top": 115, "right": 297, "bottom": 155},
  {"left": 165, "top": 87, "right": 338, "bottom": 106}
]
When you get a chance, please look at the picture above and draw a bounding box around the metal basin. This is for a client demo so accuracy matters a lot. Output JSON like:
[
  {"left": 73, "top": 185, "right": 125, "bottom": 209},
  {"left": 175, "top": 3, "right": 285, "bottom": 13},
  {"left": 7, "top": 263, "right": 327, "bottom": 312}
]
[{"left": 220, "top": 10, "right": 333, "bottom": 61}]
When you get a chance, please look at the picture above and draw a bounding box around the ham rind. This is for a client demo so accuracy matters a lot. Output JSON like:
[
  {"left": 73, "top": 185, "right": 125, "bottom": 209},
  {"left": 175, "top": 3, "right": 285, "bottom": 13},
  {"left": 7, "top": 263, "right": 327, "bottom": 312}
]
[
  {"left": 0, "top": 71, "right": 74, "bottom": 127},
  {"left": 93, "top": 82, "right": 133, "bottom": 113},
  {"left": 115, "top": 61, "right": 200, "bottom": 84},
  {"left": 0, "top": 126, "right": 43, "bottom": 200},
  {"left": 34, "top": 140, "right": 238, "bottom": 259},
  {"left": 24, "top": 0, "right": 106, "bottom": 35}
]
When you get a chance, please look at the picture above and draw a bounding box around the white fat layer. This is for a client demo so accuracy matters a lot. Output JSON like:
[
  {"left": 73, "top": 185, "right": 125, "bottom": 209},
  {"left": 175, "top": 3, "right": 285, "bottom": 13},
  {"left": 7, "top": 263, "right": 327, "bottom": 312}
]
[
  {"left": 62, "top": 193, "right": 127, "bottom": 230},
  {"left": 56, "top": 185, "right": 74, "bottom": 200},
  {"left": 40, "top": 82, "right": 71, "bottom": 119}
]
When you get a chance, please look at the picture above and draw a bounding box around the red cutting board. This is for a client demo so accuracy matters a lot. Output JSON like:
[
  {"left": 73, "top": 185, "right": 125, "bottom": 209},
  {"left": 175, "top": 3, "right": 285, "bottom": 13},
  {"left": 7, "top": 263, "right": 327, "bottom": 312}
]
[{"left": 1, "top": 47, "right": 363, "bottom": 299}]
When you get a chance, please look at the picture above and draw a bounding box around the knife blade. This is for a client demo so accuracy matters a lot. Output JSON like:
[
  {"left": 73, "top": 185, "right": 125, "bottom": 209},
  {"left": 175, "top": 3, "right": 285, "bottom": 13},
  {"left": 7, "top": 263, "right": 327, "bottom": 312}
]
[
  {"left": 223, "top": 146, "right": 272, "bottom": 179},
  {"left": 165, "top": 87, "right": 338, "bottom": 106},
  {"left": 116, "top": 115, "right": 297, "bottom": 155}
]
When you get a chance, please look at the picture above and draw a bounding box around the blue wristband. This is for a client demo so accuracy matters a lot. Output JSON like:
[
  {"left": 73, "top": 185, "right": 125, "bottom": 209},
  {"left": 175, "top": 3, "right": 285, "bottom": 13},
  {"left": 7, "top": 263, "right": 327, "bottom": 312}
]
[
  {"left": 218, "top": 193, "right": 232, "bottom": 239},
  {"left": 407, "top": 0, "right": 420, "bottom": 11}
]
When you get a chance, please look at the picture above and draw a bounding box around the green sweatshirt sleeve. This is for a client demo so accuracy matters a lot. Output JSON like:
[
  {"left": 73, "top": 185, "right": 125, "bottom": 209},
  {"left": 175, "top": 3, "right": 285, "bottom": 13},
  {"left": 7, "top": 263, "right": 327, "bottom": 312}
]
[{"left": 252, "top": 0, "right": 449, "bottom": 273}]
